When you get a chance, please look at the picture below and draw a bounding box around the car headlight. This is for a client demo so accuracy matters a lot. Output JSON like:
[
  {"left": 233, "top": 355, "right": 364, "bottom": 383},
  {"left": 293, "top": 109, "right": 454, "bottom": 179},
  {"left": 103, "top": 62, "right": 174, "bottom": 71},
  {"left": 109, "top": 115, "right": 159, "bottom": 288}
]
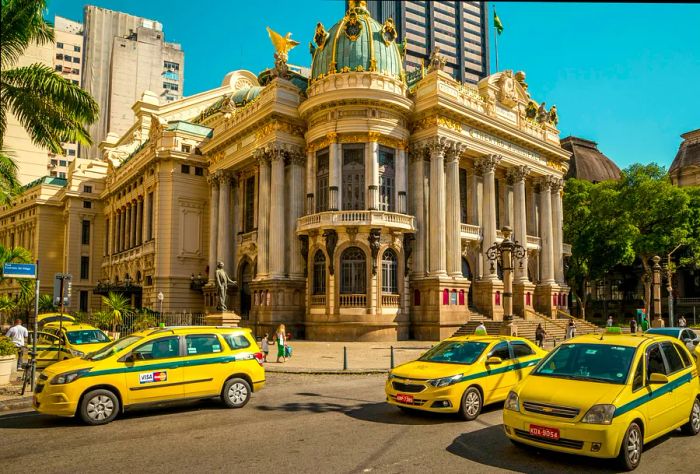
[
  {"left": 387, "top": 373, "right": 397, "bottom": 381},
  {"left": 428, "top": 374, "right": 463, "bottom": 388},
  {"left": 51, "top": 369, "right": 90, "bottom": 385},
  {"left": 581, "top": 404, "right": 616, "bottom": 424},
  {"left": 69, "top": 349, "right": 85, "bottom": 357},
  {"left": 505, "top": 391, "right": 520, "bottom": 412}
]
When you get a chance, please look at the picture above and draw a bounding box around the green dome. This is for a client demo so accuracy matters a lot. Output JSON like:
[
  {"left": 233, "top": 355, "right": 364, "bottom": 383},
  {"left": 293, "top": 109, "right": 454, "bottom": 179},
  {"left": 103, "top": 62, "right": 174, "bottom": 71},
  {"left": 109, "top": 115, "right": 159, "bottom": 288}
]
[{"left": 310, "top": 3, "right": 404, "bottom": 81}]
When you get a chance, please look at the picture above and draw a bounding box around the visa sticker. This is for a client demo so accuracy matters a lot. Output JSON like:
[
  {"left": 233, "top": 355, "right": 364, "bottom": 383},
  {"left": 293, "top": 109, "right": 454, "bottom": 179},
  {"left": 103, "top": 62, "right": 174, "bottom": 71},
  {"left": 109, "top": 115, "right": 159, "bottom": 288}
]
[{"left": 139, "top": 371, "right": 168, "bottom": 384}]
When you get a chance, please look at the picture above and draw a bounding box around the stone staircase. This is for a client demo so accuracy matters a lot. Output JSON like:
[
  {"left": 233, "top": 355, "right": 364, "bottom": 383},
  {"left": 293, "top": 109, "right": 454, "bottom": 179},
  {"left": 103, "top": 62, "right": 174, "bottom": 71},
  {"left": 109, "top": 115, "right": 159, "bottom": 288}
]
[{"left": 452, "top": 307, "right": 605, "bottom": 345}]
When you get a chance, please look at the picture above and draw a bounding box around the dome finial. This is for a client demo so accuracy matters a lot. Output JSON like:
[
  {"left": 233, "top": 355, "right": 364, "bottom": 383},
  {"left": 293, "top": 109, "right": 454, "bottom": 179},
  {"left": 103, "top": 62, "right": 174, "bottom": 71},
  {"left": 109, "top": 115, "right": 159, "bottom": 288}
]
[{"left": 348, "top": 1, "right": 368, "bottom": 14}]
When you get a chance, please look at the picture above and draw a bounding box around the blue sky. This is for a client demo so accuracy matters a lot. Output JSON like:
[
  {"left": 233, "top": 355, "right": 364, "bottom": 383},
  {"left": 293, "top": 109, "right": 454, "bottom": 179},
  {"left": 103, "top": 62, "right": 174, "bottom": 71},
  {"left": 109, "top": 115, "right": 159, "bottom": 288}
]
[{"left": 47, "top": 1, "right": 700, "bottom": 169}]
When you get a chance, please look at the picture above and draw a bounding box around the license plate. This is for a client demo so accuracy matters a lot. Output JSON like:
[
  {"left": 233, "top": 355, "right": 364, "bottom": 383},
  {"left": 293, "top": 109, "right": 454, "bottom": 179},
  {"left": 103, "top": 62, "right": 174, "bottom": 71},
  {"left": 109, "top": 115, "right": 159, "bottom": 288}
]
[
  {"left": 396, "top": 393, "right": 414, "bottom": 404},
  {"left": 529, "top": 424, "right": 560, "bottom": 440}
]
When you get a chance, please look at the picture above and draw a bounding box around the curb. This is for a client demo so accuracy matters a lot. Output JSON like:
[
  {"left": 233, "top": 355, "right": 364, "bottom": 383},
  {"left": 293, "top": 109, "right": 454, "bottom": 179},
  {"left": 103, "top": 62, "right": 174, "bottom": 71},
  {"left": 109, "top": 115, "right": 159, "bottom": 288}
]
[
  {"left": 0, "top": 396, "right": 33, "bottom": 412},
  {"left": 264, "top": 366, "right": 389, "bottom": 375}
]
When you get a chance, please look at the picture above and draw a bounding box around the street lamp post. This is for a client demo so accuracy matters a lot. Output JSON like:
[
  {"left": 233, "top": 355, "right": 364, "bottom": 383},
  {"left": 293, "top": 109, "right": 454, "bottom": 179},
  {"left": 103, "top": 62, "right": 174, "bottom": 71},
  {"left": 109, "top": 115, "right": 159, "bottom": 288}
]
[{"left": 486, "top": 226, "right": 526, "bottom": 335}]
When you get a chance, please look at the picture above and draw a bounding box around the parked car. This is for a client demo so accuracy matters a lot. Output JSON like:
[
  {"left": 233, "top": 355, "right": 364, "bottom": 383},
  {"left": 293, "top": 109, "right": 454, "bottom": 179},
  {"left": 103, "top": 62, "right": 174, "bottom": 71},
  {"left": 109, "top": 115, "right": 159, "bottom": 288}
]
[{"left": 645, "top": 327, "right": 699, "bottom": 352}]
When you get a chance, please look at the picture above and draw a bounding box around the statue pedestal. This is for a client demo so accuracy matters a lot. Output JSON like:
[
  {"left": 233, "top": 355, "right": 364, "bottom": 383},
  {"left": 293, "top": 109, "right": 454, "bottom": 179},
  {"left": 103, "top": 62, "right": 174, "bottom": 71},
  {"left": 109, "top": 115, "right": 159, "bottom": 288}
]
[
  {"left": 499, "top": 321, "right": 519, "bottom": 336},
  {"left": 205, "top": 311, "right": 241, "bottom": 327}
]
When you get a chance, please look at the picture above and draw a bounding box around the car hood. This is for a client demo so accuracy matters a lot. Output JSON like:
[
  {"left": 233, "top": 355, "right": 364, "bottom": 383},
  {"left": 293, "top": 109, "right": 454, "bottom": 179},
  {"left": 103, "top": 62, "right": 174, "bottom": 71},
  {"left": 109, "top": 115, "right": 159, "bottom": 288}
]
[
  {"left": 516, "top": 375, "right": 626, "bottom": 410},
  {"left": 390, "top": 360, "right": 473, "bottom": 380},
  {"left": 40, "top": 355, "right": 95, "bottom": 379},
  {"left": 70, "top": 342, "right": 110, "bottom": 355}
]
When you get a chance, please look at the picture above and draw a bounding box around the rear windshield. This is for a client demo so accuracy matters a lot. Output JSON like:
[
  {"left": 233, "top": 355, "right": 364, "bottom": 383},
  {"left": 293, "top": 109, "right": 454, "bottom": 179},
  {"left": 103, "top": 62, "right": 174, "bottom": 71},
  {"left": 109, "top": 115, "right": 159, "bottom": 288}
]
[
  {"left": 66, "top": 330, "right": 109, "bottom": 345},
  {"left": 222, "top": 333, "right": 252, "bottom": 350},
  {"left": 419, "top": 341, "right": 488, "bottom": 365},
  {"left": 533, "top": 343, "right": 636, "bottom": 384}
]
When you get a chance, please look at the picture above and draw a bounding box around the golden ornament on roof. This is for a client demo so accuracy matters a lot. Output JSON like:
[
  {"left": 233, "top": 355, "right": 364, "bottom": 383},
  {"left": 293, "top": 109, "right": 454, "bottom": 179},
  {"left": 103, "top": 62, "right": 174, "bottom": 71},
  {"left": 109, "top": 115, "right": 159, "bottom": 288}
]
[{"left": 266, "top": 27, "right": 300, "bottom": 56}]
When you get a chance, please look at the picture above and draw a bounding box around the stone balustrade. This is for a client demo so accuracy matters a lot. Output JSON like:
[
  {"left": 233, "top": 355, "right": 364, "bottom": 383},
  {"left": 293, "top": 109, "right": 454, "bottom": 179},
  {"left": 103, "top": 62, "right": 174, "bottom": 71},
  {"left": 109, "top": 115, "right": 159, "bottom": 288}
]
[{"left": 297, "top": 210, "right": 415, "bottom": 233}]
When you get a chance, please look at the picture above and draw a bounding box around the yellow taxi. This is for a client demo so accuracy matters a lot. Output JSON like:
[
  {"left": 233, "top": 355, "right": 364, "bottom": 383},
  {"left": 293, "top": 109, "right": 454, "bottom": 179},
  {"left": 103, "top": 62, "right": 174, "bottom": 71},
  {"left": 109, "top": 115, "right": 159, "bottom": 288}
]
[
  {"left": 37, "top": 312, "right": 76, "bottom": 328},
  {"left": 42, "top": 322, "right": 112, "bottom": 357},
  {"left": 386, "top": 335, "right": 546, "bottom": 420},
  {"left": 33, "top": 326, "right": 265, "bottom": 425},
  {"left": 503, "top": 330, "right": 700, "bottom": 471}
]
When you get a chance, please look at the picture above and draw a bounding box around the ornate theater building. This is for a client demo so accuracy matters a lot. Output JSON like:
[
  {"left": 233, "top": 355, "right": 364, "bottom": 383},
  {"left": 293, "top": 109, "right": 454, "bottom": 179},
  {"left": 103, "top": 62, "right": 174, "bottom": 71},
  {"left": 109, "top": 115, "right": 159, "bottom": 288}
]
[{"left": 1, "top": 2, "right": 571, "bottom": 340}]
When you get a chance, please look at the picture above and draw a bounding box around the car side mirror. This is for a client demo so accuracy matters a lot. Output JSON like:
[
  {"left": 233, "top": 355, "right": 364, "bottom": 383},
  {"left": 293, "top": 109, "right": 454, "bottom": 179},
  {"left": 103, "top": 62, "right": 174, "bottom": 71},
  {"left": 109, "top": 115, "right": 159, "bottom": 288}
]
[
  {"left": 649, "top": 373, "right": 669, "bottom": 384},
  {"left": 486, "top": 356, "right": 503, "bottom": 365},
  {"left": 120, "top": 352, "right": 139, "bottom": 363}
]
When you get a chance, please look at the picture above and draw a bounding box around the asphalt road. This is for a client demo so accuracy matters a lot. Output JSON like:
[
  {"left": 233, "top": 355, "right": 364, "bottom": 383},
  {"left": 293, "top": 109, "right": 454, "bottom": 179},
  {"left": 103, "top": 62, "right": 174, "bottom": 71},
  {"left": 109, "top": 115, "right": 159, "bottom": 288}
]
[{"left": 0, "top": 373, "right": 697, "bottom": 473}]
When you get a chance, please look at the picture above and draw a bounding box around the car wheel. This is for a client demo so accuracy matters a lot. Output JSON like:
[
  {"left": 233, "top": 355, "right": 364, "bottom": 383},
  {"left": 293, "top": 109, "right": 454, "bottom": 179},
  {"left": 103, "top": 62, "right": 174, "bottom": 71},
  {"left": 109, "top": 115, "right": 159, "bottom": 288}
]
[
  {"left": 681, "top": 398, "right": 700, "bottom": 435},
  {"left": 459, "top": 386, "right": 482, "bottom": 421},
  {"left": 617, "top": 421, "right": 643, "bottom": 471},
  {"left": 79, "top": 389, "right": 119, "bottom": 425},
  {"left": 221, "top": 378, "right": 251, "bottom": 408}
]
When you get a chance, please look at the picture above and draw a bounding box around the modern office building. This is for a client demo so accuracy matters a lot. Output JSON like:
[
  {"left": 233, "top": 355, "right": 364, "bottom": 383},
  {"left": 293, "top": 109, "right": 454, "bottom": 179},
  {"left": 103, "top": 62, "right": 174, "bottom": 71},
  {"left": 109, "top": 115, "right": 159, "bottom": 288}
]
[
  {"left": 359, "top": 0, "right": 490, "bottom": 83},
  {"left": 80, "top": 6, "right": 185, "bottom": 159},
  {"left": 3, "top": 16, "right": 84, "bottom": 184},
  {"left": 1, "top": 3, "right": 570, "bottom": 340}
]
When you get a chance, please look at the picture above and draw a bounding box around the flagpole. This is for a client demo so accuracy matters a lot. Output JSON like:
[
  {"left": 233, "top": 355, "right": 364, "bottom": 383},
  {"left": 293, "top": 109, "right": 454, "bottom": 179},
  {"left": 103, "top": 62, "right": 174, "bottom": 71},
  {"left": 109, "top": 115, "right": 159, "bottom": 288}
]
[{"left": 494, "top": 5, "right": 499, "bottom": 72}]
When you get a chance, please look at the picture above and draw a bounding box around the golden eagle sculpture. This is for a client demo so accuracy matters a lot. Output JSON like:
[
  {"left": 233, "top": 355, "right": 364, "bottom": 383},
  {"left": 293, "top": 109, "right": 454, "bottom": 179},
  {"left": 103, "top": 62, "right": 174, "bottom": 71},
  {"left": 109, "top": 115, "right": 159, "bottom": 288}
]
[{"left": 266, "top": 27, "right": 299, "bottom": 78}]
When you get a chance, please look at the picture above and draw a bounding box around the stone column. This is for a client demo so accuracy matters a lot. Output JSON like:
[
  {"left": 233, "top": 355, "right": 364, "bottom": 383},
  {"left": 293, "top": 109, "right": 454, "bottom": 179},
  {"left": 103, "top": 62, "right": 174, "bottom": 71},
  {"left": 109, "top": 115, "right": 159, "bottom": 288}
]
[
  {"left": 131, "top": 200, "right": 137, "bottom": 248},
  {"left": 428, "top": 138, "right": 447, "bottom": 276},
  {"left": 136, "top": 198, "right": 143, "bottom": 246},
  {"left": 269, "top": 146, "right": 286, "bottom": 278},
  {"left": 288, "top": 150, "right": 305, "bottom": 277},
  {"left": 256, "top": 149, "right": 271, "bottom": 277},
  {"left": 217, "top": 171, "right": 232, "bottom": 275},
  {"left": 537, "top": 176, "right": 556, "bottom": 284},
  {"left": 305, "top": 149, "right": 315, "bottom": 214},
  {"left": 507, "top": 166, "right": 531, "bottom": 282},
  {"left": 409, "top": 145, "right": 425, "bottom": 277},
  {"left": 113, "top": 210, "right": 120, "bottom": 253},
  {"left": 327, "top": 133, "right": 340, "bottom": 211},
  {"left": 652, "top": 256, "right": 662, "bottom": 322},
  {"left": 551, "top": 179, "right": 565, "bottom": 284},
  {"left": 207, "top": 174, "right": 220, "bottom": 282},
  {"left": 143, "top": 192, "right": 150, "bottom": 241},
  {"left": 477, "top": 155, "right": 501, "bottom": 280},
  {"left": 231, "top": 175, "right": 242, "bottom": 273},
  {"left": 367, "top": 132, "right": 380, "bottom": 210},
  {"left": 396, "top": 145, "right": 408, "bottom": 214},
  {"left": 445, "top": 142, "right": 464, "bottom": 276},
  {"left": 120, "top": 206, "right": 127, "bottom": 252}
]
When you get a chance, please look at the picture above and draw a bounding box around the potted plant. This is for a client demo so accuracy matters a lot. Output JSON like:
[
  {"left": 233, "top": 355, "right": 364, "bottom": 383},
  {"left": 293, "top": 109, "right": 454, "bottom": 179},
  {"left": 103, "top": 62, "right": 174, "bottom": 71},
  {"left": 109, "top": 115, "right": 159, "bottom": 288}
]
[{"left": 0, "top": 336, "right": 18, "bottom": 385}]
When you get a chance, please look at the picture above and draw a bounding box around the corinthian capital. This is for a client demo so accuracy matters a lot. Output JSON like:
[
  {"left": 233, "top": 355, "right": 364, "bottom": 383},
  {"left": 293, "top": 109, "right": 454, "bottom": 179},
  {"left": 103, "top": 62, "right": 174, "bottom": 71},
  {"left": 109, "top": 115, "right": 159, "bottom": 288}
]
[
  {"left": 506, "top": 165, "right": 531, "bottom": 184},
  {"left": 217, "top": 170, "right": 234, "bottom": 185},
  {"left": 445, "top": 141, "right": 467, "bottom": 163},
  {"left": 536, "top": 175, "right": 559, "bottom": 191},
  {"left": 425, "top": 137, "right": 450, "bottom": 158},
  {"left": 549, "top": 177, "right": 564, "bottom": 192},
  {"left": 408, "top": 143, "right": 427, "bottom": 163},
  {"left": 474, "top": 154, "right": 502, "bottom": 174},
  {"left": 253, "top": 148, "right": 270, "bottom": 165}
]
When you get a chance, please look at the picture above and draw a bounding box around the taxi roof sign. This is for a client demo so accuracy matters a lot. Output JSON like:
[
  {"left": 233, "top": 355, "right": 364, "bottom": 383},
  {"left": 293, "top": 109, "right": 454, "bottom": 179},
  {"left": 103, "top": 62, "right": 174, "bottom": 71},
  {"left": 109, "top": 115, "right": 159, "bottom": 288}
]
[
  {"left": 2, "top": 263, "right": 37, "bottom": 279},
  {"left": 605, "top": 326, "right": 622, "bottom": 334}
]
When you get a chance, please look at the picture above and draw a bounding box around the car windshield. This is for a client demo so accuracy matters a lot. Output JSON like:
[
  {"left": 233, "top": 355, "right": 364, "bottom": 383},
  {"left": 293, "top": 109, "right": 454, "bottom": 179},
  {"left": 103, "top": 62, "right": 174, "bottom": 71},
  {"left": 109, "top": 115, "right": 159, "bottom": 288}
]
[
  {"left": 533, "top": 343, "right": 636, "bottom": 384},
  {"left": 418, "top": 341, "right": 489, "bottom": 365},
  {"left": 646, "top": 328, "right": 678, "bottom": 336},
  {"left": 66, "top": 330, "right": 109, "bottom": 345},
  {"left": 85, "top": 336, "right": 142, "bottom": 361}
]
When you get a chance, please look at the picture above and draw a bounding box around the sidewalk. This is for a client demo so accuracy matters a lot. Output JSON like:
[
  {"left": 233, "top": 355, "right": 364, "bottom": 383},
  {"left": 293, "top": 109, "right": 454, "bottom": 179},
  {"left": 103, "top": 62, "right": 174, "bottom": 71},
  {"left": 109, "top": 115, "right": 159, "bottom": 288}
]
[
  {"left": 263, "top": 340, "right": 438, "bottom": 374},
  {"left": 0, "top": 372, "right": 33, "bottom": 412}
]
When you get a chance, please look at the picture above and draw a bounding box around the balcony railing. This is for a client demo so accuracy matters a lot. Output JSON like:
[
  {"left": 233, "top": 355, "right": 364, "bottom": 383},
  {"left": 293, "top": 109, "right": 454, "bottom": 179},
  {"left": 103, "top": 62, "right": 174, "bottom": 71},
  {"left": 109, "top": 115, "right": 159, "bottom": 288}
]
[
  {"left": 460, "top": 223, "right": 481, "bottom": 240},
  {"left": 238, "top": 230, "right": 257, "bottom": 244},
  {"left": 339, "top": 294, "right": 367, "bottom": 307},
  {"left": 298, "top": 210, "right": 415, "bottom": 232},
  {"left": 310, "top": 294, "right": 326, "bottom": 306},
  {"left": 381, "top": 294, "right": 400, "bottom": 306}
]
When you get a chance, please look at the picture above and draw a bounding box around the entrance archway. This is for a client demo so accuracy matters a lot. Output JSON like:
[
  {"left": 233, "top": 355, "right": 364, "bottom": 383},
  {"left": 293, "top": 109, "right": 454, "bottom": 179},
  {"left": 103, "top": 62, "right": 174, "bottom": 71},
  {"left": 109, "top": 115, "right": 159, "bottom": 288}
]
[
  {"left": 462, "top": 257, "right": 474, "bottom": 307},
  {"left": 239, "top": 259, "right": 254, "bottom": 319}
]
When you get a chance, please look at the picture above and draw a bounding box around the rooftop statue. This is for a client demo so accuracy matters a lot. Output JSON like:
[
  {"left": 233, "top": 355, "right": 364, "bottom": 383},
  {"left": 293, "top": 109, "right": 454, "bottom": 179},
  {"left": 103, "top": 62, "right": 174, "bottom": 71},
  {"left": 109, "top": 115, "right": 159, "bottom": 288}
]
[{"left": 266, "top": 27, "right": 299, "bottom": 79}]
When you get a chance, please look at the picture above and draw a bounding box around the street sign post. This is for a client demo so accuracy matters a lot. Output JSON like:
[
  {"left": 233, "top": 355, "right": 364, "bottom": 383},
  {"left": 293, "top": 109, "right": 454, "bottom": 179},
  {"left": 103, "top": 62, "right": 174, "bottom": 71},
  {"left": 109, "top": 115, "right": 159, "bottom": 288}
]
[{"left": 2, "top": 263, "right": 37, "bottom": 279}]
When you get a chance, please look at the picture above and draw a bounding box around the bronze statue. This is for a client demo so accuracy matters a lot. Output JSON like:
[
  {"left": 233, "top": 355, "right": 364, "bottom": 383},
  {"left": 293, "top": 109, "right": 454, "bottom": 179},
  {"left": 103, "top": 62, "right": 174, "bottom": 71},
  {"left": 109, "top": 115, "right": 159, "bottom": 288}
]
[{"left": 215, "top": 261, "right": 237, "bottom": 311}]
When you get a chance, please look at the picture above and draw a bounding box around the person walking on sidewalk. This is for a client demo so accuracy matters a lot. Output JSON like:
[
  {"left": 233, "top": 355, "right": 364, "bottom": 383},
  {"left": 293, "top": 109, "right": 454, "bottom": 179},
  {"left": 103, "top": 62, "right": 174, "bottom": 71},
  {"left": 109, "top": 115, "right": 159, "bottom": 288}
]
[
  {"left": 566, "top": 319, "right": 576, "bottom": 340},
  {"left": 6, "top": 319, "right": 29, "bottom": 370},
  {"left": 535, "top": 323, "right": 547, "bottom": 348},
  {"left": 630, "top": 319, "right": 637, "bottom": 334},
  {"left": 261, "top": 333, "right": 271, "bottom": 362},
  {"left": 475, "top": 322, "right": 487, "bottom": 335},
  {"left": 276, "top": 324, "right": 286, "bottom": 363}
]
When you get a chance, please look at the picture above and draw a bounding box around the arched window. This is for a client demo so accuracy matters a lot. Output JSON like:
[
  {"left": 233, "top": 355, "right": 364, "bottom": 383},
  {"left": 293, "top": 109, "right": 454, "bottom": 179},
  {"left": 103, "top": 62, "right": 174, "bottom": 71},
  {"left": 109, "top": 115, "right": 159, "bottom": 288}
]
[
  {"left": 342, "top": 144, "right": 365, "bottom": 210},
  {"left": 312, "top": 250, "right": 326, "bottom": 295},
  {"left": 381, "top": 248, "right": 398, "bottom": 294},
  {"left": 378, "top": 146, "right": 395, "bottom": 212},
  {"left": 316, "top": 149, "right": 329, "bottom": 212},
  {"left": 340, "top": 247, "right": 366, "bottom": 294}
]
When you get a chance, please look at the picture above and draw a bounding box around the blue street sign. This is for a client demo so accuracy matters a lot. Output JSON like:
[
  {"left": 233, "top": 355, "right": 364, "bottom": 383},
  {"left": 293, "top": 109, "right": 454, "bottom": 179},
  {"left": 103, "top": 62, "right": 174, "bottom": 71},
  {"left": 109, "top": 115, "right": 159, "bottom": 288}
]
[{"left": 2, "top": 263, "right": 37, "bottom": 279}]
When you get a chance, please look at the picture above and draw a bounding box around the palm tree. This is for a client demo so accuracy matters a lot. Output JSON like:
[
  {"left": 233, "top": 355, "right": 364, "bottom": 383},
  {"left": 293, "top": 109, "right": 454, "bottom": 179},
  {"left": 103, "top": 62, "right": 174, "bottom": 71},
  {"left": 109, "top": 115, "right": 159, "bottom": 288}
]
[
  {"left": 0, "top": 0, "right": 99, "bottom": 204},
  {"left": 102, "top": 292, "right": 132, "bottom": 333},
  {"left": 0, "top": 244, "right": 34, "bottom": 312},
  {"left": 38, "top": 294, "right": 56, "bottom": 312}
]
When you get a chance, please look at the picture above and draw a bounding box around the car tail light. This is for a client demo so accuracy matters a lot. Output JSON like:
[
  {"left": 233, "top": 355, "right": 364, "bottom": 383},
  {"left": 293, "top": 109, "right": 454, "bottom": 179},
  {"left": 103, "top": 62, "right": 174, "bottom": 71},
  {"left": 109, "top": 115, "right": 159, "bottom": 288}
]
[{"left": 253, "top": 352, "right": 264, "bottom": 366}]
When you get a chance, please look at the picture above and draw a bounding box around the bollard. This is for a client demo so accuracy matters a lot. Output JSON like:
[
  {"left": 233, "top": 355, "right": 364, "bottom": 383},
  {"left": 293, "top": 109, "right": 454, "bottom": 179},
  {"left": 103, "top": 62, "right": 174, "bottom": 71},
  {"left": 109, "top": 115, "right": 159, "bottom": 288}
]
[
  {"left": 390, "top": 346, "right": 395, "bottom": 369},
  {"left": 343, "top": 346, "right": 347, "bottom": 371}
]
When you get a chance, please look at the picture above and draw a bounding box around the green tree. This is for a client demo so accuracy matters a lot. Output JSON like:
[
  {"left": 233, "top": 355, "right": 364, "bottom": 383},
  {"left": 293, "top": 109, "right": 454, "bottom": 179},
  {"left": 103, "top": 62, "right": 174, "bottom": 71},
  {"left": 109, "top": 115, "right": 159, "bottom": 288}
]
[
  {"left": 38, "top": 294, "right": 56, "bottom": 312},
  {"left": 101, "top": 292, "right": 132, "bottom": 333},
  {"left": 563, "top": 178, "right": 635, "bottom": 317},
  {"left": 0, "top": 0, "right": 99, "bottom": 204}
]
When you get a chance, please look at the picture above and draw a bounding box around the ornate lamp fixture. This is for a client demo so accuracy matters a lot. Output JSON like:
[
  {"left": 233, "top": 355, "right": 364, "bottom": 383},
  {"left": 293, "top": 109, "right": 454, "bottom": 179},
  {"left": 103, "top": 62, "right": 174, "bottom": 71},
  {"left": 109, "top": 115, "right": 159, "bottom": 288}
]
[
  {"left": 485, "top": 226, "right": 526, "bottom": 326},
  {"left": 190, "top": 273, "right": 207, "bottom": 291}
]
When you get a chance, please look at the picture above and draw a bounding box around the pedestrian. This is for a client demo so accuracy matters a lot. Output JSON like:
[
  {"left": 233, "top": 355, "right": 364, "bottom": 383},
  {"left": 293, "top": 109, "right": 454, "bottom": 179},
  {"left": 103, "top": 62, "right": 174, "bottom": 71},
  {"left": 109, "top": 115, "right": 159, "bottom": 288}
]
[
  {"left": 641, "top": 315, "right": 649, "bottom": 332},
  {"left": 630, "top": 318, "right": 637, "bottom": 334},
  {"left": 276, "top": 324, "right": 286, "bottom": 363},
  {"left": 606, "top": 315, "right": 614, "bottom": 328},
  {"left": 475, "top": 322, "right": 487, "bottom": 335},
  {"left": 6, "top": 319, "right": 29, "bottom": 370},
  {"left": 566, "top": 319, "right": 576, "bottom": 340},
  {"left": 260, "top": 333, "right": 270, "bottom": 362},
  {"left": 535, "top": 323, "right": 547, "bottom": 348},
  {"left": 678, "top": 315, "right": 687, "bottom": 328}
]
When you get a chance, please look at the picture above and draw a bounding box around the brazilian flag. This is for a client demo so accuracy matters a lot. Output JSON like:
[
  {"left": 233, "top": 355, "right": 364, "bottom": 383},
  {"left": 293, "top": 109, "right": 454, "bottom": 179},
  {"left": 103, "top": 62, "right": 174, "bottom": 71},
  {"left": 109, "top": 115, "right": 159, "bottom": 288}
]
[{"left": 494, "top": 9, "right": 504, "bottom": 35}]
